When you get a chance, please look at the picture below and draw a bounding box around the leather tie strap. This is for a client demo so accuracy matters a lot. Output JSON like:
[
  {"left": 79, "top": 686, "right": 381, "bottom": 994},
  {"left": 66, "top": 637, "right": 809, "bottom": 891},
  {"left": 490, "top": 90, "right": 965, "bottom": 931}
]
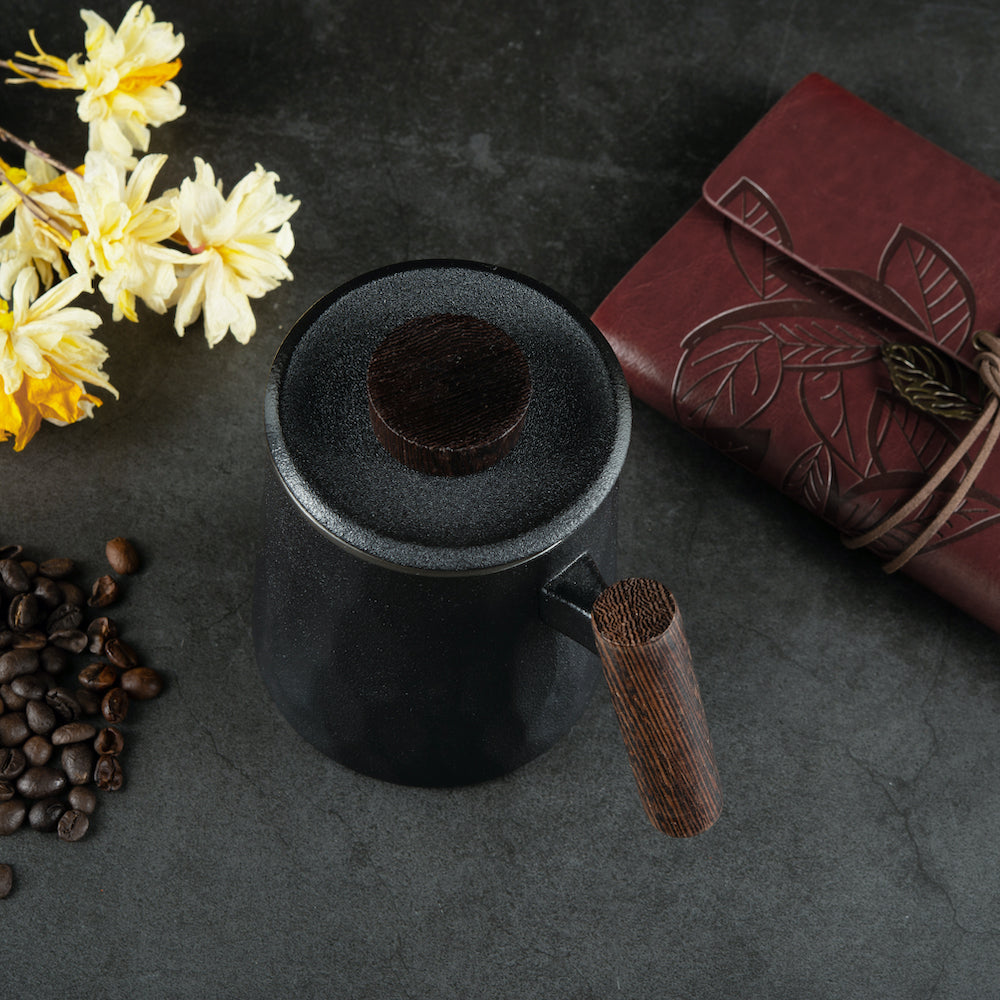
[{"left": 844, "top": 331, "right": 1000, "bottom": 573}]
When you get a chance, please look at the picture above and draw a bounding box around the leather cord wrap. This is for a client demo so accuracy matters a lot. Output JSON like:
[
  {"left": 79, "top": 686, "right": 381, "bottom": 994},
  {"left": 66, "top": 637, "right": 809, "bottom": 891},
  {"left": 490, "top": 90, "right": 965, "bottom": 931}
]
[{"left": 844, "top": 330, "right": 1000, "bottom": 573}]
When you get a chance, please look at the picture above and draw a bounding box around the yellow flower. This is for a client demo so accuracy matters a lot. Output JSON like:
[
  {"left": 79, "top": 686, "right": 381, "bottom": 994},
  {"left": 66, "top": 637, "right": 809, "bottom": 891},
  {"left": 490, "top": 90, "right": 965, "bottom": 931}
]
[
  {"left": 0, "top": 268, "right": 114, "bottom": 451},
  {"left": 67, "top": 149, "right": 187, "bottom": 322},
  {"left": 0, "top": 164, "right": 28, "bottom": 225},
  {"left": 6, "top": 3, "right": 185, "bottom": 167},
  {"left": 171, "top": 157, "right": 298, "bottom": 346},
  {"left": 0, "top": 152, "right": 81, "bottom": 297}
]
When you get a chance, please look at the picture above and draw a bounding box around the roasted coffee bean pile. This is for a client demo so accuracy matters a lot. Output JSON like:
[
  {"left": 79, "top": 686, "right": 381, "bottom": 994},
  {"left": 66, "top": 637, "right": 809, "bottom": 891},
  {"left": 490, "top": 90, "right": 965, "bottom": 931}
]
[{"left": 0, "top": 538, "right": 162, "bottom": 899}]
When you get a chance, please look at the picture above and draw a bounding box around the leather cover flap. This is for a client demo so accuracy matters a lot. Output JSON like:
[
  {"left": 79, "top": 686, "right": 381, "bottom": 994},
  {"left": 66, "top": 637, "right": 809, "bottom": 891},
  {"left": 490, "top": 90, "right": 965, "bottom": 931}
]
[{"left": 702, "top": 73, "right": 1000, "bottom": 370}]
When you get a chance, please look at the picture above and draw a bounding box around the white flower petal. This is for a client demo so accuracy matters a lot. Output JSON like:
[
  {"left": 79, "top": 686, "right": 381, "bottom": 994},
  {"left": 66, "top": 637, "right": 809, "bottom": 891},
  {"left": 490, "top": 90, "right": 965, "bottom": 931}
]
[{"left": 169, "top": 158, "right": 297, "bottom": 344}]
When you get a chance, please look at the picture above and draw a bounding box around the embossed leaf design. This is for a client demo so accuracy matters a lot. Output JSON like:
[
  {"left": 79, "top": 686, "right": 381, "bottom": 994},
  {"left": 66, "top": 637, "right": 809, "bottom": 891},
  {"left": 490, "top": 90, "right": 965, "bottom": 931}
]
[
  {"left": 768, "top": 257, "right": 931, "bottom": 344},
  {"left": 723, "top": 220, "right": 790, "bottom": 300},
  {"left": 717, "top": 177, "right": 794, "bottom": 248},
  {"left": 680, "top": 299, "right": 880, "bottom": 369},
  {"left": 718, "top": 178, "right": 793, "bottom": 300},
  {"left": 843, "top": 473, "right": 1000, "bottom": 555},
  {"left": 836, "top": 470, "right": 928, "bottom": 547},
  {"left": 777, "top": 314, "right": 881, "bottom": 371},
  {"left": 877, "top": 225, "right": 975, "bottom": 352},
  {"left": 672, "top": 317, "right": 783, "bottom": 431},
  {"left": 676, "top": 300, "right": 884, "bottom": 467},
  {"left": 881, "top": 342, "right": 982, "bottom": 421},
  {"left": 783, "top": 441, "right": 835, "bottom": 517},
  {"left": 927, "top": 485, "right": 1000, "bottom": 551},
  {"left": 866, "top": 388, "right": 959, "bottom": 478},
  {"left": 821, "top": 266, "right": 928, "bottom": 334},
  {"left": 838, "top": 387, "right": 1000, "bottom": 557},
  {"left": 797, "top": 368, "right": 868, "bottom": 472}
]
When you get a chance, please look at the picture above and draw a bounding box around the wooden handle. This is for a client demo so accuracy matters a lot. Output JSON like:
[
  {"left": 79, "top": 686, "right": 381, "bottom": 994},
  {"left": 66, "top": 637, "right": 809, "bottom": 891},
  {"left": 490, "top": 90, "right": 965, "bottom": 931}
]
[{"left": 592, "top": 578, "right": 722, "bottom": 837}]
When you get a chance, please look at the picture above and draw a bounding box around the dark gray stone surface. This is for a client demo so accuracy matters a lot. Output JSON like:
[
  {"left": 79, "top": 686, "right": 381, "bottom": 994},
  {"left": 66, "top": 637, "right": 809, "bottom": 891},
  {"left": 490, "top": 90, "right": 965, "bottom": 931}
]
[{"left": 2, "top": 1, "right": 999, "bottom": 997}]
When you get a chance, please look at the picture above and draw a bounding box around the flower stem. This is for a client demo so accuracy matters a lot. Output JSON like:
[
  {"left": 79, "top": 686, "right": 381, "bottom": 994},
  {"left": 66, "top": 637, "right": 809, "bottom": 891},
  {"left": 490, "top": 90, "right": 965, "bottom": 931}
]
[
  {"left": 0, "top": 170, "right": 73, "bottom": 244},
  {"left": 0, "top": 126, "right": 75, "bottom": 177},
  {"left": 3, "top": 59, "right": 64, "bottom": 82}
]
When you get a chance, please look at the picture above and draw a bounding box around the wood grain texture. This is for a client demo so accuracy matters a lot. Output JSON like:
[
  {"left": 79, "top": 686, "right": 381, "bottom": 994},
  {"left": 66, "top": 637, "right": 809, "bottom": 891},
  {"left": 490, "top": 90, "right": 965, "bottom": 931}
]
[
  {"left": 592, "top": 578, "right": 722, "bottom": 837},
  {"left": 366, "top": 313, "right": 531, "bottom": 476}
]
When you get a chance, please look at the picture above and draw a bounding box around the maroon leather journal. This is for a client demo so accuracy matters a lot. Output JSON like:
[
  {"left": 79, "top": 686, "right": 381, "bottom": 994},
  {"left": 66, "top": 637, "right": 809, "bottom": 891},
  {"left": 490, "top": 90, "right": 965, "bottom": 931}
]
[{"left": 592, "top": 73, "right": 1000, "bottom": 632}]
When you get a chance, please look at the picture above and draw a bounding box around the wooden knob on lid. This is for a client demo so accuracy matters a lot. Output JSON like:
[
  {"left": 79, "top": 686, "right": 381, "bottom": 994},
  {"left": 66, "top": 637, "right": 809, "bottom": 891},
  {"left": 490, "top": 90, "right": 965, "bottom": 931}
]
[{"left": 366, "top": 313, "right": 532, "bottom": 476}]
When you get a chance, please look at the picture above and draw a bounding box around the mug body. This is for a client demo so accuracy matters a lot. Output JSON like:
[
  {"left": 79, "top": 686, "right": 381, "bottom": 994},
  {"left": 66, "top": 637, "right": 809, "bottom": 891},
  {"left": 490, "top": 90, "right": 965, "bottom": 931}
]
[{"left": 252, "top": 475, "right": 617, "bottom": 786}]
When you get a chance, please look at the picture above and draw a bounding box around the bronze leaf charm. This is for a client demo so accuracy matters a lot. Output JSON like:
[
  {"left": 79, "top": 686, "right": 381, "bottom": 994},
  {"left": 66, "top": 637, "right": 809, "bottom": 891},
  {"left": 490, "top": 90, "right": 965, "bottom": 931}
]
[{"left": 881, "top": 342, "right": 982, "bottom": 421}]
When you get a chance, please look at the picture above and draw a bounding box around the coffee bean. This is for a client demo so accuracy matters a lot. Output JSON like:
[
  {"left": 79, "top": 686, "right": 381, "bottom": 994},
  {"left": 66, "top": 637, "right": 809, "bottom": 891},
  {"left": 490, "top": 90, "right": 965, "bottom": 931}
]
[
  {"left": 48, "top": 630, "right": 88, "bottom": 653},
  {"left": 22, "top": 735, "right": 52, "bottom": 767},
  {"left": 39, "top": 645, "right": 69, "bottom": 676},
  {"left": 16, "top": 766, "right": 66, "bottom": 799},
  {"left": 0, "top": 748, "right": 26, "bottom": 780},
  {"left": 94, "top": 754, "right": 123, "bottom": 791},
  {"left": 45, "top": 688, "right": 81, "bottom": 722},
  {"left": 0, "top": 713, "right": 30, "bottom": 747},
  {"left": 101, "top": 687, "right": 129, "bottom": 724},
  {"left": 0, "top": 545, "right": 23, "bottom": 561},
  {"left": 9, "top": 593, "right": 43, "bottom": 631},
  {"left": 105, "top": 537, "right": 140, "bottom": 575},
  {"left": 61, "top": 743, "right": 94, "bottom": 786},
  {"left": 105, "top": 638, "right": 138, "bottom": 671},
  {"left": 46, "top": 603, "right": 83, "bottom": 634},
  {"left": 74, "top": 688, "right": 101, "bottom": 716},
  {"left": 120, "top": 667, "right": 163, "bottom": 700},
  {"left": 86, "top": 616, "right": 118, "bottom": 655},
  {"left": 0, "top": 631, "right": 12, "bottom": 651},
  {"left": 38, "top": 557, "right": 74, "bottom": 580},
  {"left": 94, "top": 726, "right": 124, "bottom": 756},
  {"left": 0, "top": 780, "right": 14, "bottom": 802},
  {"left": 67, "top": 785, "right": 97, "bottom": 814},
  {"left": 32, "top": 576, "right": 63, "bottom": 609},
  {"left": 12, "top": 631, "right": 46, "bottom": 650},
  {"left": 0, "top": 560, "right": 29, "bottom": 594},
  {"left": 11, "top": 675, "right": 46, "bottom": 701},
  {"left": 28, "top": 797, "right": 65, "bottom": 832},
  {"left": 25, "top": 699, "right": 56, "bottom": 736},
  {"left": 0, "top": 862, "right": 11, "bottom": 898},
  {"left": 0, "top": 799, "right": 25, "bottom": 835},
  {"left": 59, "top": 581, "right": 85, "bottom": 608},
  {"left": 1, "top": 684, "right": 26, "bottom": 710},
  {"left": 78, "top": 662, "right": 118, "bottom": 691},
  {"left": 51, "top": 722, "right": 96, "bottom": 746},
  {"left": 0, "top": 648, "right": 39, "bottom": 684},
  {"left": 87, "top": 576, "right": 119, "bottom": 609},
  {"left": 57, "top": 808, "right": 89, "bottom": 842}
]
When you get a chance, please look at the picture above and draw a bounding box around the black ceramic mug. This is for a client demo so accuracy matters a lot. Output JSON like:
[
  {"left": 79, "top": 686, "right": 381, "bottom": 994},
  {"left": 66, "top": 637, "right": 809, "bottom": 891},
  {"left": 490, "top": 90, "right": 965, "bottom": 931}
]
[{"left": 252, "top": 260, "right": 721, "bottom": 836}]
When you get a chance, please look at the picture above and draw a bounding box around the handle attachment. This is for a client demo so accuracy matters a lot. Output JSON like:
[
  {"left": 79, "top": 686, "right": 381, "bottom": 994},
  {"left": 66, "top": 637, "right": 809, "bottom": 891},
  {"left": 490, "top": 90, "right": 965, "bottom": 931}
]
[{"left": 591, "top": 578, "right": 722, "bottom": 837}]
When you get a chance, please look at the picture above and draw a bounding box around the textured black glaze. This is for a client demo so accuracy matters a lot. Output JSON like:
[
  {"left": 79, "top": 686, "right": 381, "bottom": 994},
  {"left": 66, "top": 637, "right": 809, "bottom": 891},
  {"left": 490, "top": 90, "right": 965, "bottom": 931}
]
[
  {"left": 265, "top": 260, "right": 631, "bottom": 573},
  {"left": 253, "top": 475, "right": 616, "bottom": 785},
  {"left": 254, "top": 260, "right": 631, "bottom": 785}
]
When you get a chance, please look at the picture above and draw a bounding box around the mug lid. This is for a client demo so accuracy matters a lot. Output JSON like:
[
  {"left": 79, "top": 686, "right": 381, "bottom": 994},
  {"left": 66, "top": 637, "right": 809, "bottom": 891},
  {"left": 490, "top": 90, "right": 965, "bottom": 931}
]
[{"left": 265, "top": 260, "right": 631, "bottom": 573}]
